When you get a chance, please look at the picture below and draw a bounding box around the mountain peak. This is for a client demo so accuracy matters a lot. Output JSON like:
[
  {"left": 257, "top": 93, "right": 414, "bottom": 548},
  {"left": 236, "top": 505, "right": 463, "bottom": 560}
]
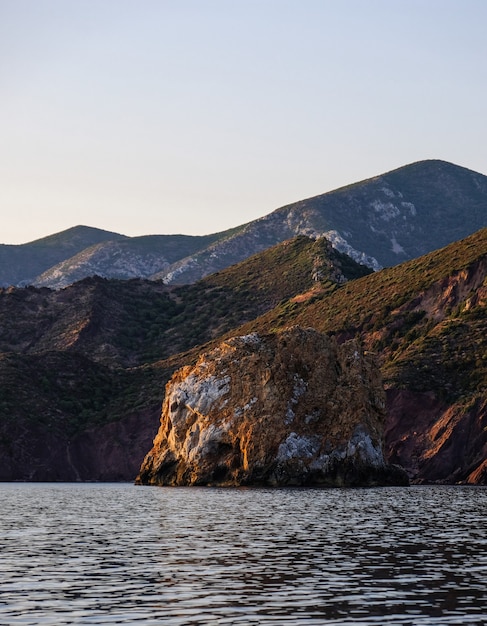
[{"left": 1, "top": 160, "right": 486, "bottom": 288}]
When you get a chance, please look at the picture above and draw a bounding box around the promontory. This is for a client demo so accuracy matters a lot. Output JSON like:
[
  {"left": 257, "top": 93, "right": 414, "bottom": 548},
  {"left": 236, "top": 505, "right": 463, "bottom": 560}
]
[{"left": 137, "top": 327, "right": 408, "bottom": 487}]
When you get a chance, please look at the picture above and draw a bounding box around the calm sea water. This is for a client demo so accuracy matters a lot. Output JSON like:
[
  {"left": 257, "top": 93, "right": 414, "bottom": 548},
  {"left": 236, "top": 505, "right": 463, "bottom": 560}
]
[{"left": 0, "top": 483, "right": 486, "bottom": 625}]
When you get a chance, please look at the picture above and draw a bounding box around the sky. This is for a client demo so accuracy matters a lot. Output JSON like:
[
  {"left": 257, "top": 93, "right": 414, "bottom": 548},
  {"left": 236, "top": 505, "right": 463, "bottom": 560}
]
[{"left": 1, "top": 0, "right": 487, "bottom": 244}]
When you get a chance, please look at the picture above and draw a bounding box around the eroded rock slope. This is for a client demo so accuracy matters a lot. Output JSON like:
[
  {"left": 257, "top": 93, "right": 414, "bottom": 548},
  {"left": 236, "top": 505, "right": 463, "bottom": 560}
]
[{"left": 137, "top": 327, "right": 407, "bottom": 487}]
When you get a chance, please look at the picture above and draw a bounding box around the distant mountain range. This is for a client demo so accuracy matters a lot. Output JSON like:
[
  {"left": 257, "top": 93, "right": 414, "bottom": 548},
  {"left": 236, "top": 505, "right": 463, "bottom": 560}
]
[{"left": 2, "top": 159, "right": 486, "bottom": 288}]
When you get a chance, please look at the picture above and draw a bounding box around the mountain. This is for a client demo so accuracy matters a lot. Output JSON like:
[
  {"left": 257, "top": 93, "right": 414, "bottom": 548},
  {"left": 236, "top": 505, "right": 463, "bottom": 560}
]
[
  {"left": 235, "top": 228, "right": 487, "bottom": 484},
  {"left": 0, "top": 236, "right": 367, "bottom": 480},
  {"left": 153, "top": 159, "right": 487, "bottom": 283},
  {"left": 31, "top": 232, "right": 228, "bottom": 289},
  {"left": 0, "top": 225, "right": 127, "bottom": 287},
  {"left": 0, "top": 236, "right": 368, "bottom": 367},
  {"left": 2, "top": 159, "right": 486, "bottom": 288},
  {"left": 0, "top": 224, "right": 485, "bottom": 484}
]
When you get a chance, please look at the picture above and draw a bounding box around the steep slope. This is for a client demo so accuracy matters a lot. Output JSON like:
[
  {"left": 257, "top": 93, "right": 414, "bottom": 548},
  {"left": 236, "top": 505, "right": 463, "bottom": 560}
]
[
  {"left": 32, "top": 233, "right": 226, "bottom": 289},
  {"left": 0, "top": 236, "right": 369, "bottom": 481},
  {"left": 233, "top": 228, "right": 487, "bottom": 484},
  {"left": 0, "top": 351, "right": 167, "bottom": 481},
  {"left": 0, "top": 237, "right": 369, "bottom": 367},
  {"left": 0, "top": 225, "right": 127, "bottom": 286},
  {"left": 137, "top": 328, "right": 407, "bottom": 487},
  {"left": 4, "top": 160, "right": 486, "bottom": 289},
  {"left": 0, "top": 228, "right": 486, "bottom": 484},
  {"left": 155, "top": 160, "right": 487, "bottom": 284},
  {"left": 173, "top": 229, "right": 487, "bottom": 478}
]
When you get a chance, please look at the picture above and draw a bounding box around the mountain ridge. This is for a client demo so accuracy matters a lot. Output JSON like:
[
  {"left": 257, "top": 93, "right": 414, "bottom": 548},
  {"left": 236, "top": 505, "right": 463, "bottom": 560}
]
[
  {"left": 0, "top": 225, "right": 127, "bottom": 286},
  {"left": 0, "top": 227, "right": 485, "bottom": 483},
  {"left": 2, "top": 159, "right": 486, "bottom": 288}
]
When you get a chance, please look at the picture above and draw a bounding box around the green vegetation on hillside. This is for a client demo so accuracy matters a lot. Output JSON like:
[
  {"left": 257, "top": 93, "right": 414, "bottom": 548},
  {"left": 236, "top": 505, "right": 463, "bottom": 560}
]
[
  {"left": 0, "top": 227, "right": 486, "bottom": 481},
  {"left": 0, "top": 236, "right": 371, "bottom": 368},
  {"left": 234, "top": 229, "right": 487, "bottom": 403}
]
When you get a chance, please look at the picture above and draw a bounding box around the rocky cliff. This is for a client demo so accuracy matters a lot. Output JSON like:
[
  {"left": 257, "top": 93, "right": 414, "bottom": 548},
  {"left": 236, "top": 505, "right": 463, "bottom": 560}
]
[
  {"left": 1, "top": 229, "right": 485, "bottom": 484},
  {"left": 137, "top": 327, "right": 407, "bottom": 487},
  {"left": 385, "top": 390, "right": 487, "bottom": 484},
  {"left": 0, "top": 408, "right": 160, "bottom": 482},
  {"left": 243, "top": 229, "right": 487, "bottom": 484}
]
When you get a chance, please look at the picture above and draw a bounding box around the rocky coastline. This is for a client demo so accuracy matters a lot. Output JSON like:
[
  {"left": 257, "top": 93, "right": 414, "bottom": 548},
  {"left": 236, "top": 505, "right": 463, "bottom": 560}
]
[{"left": 137, "top": 327, "right": 408, "bottom": 487}]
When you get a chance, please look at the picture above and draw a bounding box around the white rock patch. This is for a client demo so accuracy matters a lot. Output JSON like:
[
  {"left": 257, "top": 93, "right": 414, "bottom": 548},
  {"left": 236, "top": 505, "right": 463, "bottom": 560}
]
[
  {"left": 371, "top": 200, "right": 401, "bottom": 221},
  {"left": 391, "top": 236, "right": 405, "bottom": 254},
  {"left": 347, "top": 427, "right": 385, "bottom": 468},
  {"left": 234, "top": 396, "right": 257, "bottom": 418},
  {"left": 170, "top": 373, "right": 230, "bottom": 422},
  {"left": 381, "top": 186, "right": 395, "bottom": 198},
  {"left": 401, "top": 201, "right": 416, "bottom": 216},
  {"left": 239, "top": 333, "right": 261, "bottom": 345},
  {"left": 324, "top": 230, "right": 381, "bottom": 271},
  {"left": 186, "top": 424, "right": 226, "bottom": 463},
  {"left": 277, "top": 433, "right": 319, "bottom": 461}
]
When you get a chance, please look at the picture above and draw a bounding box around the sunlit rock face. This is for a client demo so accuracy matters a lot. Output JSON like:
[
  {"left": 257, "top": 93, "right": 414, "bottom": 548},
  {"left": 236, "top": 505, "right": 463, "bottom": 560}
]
[{"left": 137, "top": 327, "right": 408, "bottom": 487}]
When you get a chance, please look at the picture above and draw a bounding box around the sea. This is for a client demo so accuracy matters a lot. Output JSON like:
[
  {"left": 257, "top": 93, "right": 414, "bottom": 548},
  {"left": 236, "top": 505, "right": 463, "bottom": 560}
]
[{"left": 0, "top": 483, "right": 486, "bottom": 625}]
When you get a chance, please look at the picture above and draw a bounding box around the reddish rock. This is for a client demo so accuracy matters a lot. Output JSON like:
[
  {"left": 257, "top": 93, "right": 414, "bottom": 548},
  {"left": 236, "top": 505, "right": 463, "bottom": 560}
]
[
  {"left": 385, "top": 390, "right": 487, "bottom": 484},
  {"left": 0, "top": 407, "right": 161, "bottom": 482}
]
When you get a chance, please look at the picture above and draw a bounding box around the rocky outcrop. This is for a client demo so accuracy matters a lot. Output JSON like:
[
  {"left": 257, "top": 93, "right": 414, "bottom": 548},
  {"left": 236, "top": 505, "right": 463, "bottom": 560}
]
[
  {"left": 385, "top": 390, "right": 487, "bottom": 484},
  {"left": 137, "top": 327, "right": 408, "bottom": 487}
]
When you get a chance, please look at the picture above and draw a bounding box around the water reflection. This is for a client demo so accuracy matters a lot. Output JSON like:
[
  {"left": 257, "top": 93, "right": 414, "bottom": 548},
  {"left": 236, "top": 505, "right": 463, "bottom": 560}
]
[{"left": 0, "top": 484, "right": 486, "bottom": 624}]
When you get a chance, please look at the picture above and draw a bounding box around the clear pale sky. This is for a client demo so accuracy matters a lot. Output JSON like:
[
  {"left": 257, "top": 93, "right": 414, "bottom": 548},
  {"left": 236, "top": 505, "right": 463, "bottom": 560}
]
[{"left": 1, "top": 0, "right": 486, "bottom": 244}]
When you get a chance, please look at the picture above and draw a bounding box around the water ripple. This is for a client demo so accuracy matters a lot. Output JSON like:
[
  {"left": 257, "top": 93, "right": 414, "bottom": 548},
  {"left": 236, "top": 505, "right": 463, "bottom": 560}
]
[{"left": 0, "top": 484, "right": 486, "bottom": 624}]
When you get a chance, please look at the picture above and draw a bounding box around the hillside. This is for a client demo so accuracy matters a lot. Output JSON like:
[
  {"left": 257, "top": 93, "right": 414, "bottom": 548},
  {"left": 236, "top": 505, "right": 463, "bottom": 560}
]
[
  {"left": 0, "top": 225, "right": 126, "bottom": 287},
  {"left": 0, "top": 237, "right": 367, "bottom": 367},
  {"left": 0, "top": 236, "right": 368, "bottom": 480},
  {"left": 32, "top": 232, "right": 227, "bottom": 289},
  {"left": 2, "top": 160, "right": 486, "bottom": 289},
  {"left": 233, "top": 228, "right": 487, "bottom": 484},
  {"left": 0, "top": 229, "right": 486, "bottom": 484},
  {"left": 0, "top": 351, "right": 169, "bottom": 481},
  {"left": 153, "top": 159, "right": 487, "bottom": 284}
]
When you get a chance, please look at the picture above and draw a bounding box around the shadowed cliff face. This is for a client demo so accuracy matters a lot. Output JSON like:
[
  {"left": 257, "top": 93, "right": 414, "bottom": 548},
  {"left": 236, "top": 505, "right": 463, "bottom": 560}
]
[
  {"left": 0, "top": 407, "right": 160, "bottom": 482},
  {"left": 137, "top": 327, "right": 408, "bottom": 487},
  {"left": 385, "top": 390, "right": 487, "bottom": 484}
]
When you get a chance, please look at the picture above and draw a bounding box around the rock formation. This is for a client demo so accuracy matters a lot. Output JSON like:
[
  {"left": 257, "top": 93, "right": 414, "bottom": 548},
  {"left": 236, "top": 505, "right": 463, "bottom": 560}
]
[
  {"left": 137, "top": 327, "right": 408, "bottom": 487},
  {"left": 385, "top": 390, "right": 487, "bottom": 484}
]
